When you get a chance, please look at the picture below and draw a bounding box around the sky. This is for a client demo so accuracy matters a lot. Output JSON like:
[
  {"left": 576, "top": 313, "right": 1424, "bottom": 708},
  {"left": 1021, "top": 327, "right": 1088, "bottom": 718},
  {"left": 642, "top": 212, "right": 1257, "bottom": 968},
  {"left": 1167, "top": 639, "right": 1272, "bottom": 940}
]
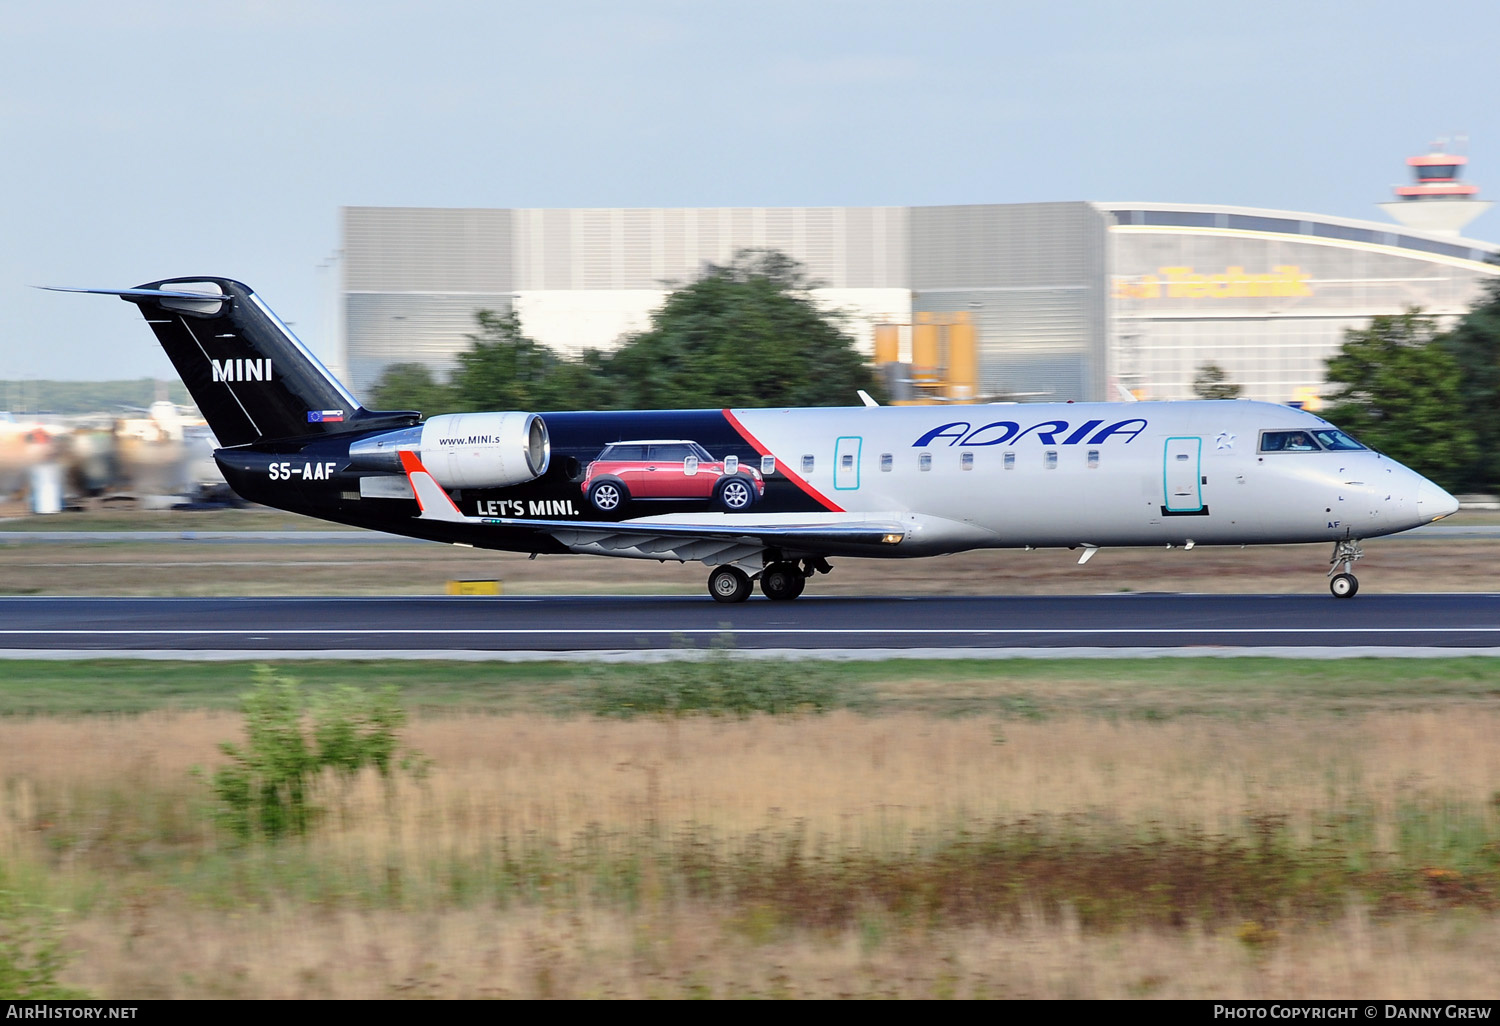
[{"left": 4, "top": 0, "right": 1499, "bottom": 384}]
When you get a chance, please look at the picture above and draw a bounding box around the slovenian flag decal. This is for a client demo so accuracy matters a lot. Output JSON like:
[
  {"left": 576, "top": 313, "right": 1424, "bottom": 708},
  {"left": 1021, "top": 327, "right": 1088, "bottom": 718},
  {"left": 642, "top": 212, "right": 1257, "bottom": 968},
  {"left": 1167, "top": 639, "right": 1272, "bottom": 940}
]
[{"left": 307, "top": 410, "right": 345, "bottom": 423}]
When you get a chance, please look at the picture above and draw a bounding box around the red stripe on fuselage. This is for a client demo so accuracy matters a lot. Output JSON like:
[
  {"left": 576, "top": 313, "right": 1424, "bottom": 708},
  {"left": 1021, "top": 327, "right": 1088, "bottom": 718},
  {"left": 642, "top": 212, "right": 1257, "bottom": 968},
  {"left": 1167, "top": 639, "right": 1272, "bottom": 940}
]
[{"left": 722, "top": 409, "right": 844, "bottom": 513}]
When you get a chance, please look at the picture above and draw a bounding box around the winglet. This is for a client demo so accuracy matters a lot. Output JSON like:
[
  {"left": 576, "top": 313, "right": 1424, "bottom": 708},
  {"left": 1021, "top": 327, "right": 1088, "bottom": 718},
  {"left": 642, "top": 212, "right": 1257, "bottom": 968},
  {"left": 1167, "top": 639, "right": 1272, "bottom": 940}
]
[
  {"left": 399, "top": 450, "right": 469, "bottom": 522},
  {"left": 857, "top": 389, "right": 880, "bottom": 408}
]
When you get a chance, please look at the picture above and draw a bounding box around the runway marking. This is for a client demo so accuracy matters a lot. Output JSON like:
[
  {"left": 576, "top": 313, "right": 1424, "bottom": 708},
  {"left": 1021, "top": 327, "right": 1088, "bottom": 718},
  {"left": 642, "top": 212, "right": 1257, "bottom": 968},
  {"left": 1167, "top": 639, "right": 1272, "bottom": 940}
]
[{"left": 3, "top": 627, "right": 1500, "bottom": 637}]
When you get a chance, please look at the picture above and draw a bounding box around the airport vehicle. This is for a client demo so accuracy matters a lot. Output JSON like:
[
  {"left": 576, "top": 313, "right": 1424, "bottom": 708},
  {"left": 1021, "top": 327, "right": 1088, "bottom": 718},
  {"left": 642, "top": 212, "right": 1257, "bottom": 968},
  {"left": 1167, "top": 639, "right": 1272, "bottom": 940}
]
[
  {"left": 51, "top": 277, "right": 1460, "bottom": 601},
  {"left": 581, "top": 439, "right": 765, "bottom": 513}
]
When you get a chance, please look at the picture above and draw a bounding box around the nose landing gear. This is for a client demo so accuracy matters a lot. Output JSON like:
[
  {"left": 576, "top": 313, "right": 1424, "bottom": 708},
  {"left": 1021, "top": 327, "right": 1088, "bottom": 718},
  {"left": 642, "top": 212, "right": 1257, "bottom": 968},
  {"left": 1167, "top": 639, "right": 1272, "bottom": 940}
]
[{"left": 1327, "top": 539, "right": 1364, "bottom": 598}]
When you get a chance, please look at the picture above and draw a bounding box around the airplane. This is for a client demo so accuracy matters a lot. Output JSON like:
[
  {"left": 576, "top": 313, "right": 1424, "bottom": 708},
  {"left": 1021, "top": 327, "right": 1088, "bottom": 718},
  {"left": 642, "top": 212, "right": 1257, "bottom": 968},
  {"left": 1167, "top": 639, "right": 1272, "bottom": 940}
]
[{"left": 48, "top": 277, "right": 1461, "bottom": 601}]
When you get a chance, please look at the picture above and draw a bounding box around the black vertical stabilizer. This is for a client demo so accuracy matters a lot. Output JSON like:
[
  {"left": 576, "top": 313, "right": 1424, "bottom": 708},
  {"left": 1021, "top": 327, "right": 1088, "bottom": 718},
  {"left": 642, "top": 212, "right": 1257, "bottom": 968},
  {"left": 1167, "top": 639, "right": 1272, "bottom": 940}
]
[{"left": 113, "top": 277, "right": 417, "bottom": 447}]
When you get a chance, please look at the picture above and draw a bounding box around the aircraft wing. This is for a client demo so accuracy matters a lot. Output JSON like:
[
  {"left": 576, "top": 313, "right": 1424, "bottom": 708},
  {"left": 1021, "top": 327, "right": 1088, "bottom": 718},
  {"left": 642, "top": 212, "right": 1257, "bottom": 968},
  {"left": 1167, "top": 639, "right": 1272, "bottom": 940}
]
[
  {"left": 398, "top": 451, "right": 905, "bottom": 562},
  {"left": 501, "top": 512, "right": 905, "bottom": 563}
]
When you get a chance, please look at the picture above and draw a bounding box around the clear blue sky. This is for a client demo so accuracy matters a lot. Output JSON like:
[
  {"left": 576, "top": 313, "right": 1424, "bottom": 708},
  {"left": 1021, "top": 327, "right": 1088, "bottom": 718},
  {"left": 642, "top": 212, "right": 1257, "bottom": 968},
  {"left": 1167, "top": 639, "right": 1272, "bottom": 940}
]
[{"left": 4, "top": 0, "right": 1498, "bottom": 383}]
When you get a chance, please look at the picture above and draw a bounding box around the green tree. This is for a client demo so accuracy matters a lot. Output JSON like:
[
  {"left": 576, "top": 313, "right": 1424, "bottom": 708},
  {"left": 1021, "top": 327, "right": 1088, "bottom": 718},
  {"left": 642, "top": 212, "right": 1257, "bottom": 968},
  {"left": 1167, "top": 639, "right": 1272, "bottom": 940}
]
[
  {"left": 1323, "top": 309, "right": 1474, "bottom": 489},
  {"left": 368, "top": 362, "right": 457, "bottom": 414},
  {"left": 605, "top": 249, "right": 881, "bottom": 409},
  {"left": 449, "top": 310, "right": 564, "bottom": 411},
  {"left": 445, "top": 310, "right": 623, "bottom": 411},
  {"left": 1192, "top": 362, "right": 1241, "bottom": 400},
  {"left": 534, "top": 348, "right": 624, "bottom": 411},
  {"left": 1439, "top": 276, "right": 1500, "bottom": 491}
]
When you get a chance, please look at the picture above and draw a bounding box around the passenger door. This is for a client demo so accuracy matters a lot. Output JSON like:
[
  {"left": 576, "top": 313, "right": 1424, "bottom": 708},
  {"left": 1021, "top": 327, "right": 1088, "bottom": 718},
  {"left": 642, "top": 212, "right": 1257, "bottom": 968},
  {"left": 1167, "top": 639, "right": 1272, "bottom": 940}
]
[{"left": 1162, "top": 436, "right": 1204, "bottom": 513}]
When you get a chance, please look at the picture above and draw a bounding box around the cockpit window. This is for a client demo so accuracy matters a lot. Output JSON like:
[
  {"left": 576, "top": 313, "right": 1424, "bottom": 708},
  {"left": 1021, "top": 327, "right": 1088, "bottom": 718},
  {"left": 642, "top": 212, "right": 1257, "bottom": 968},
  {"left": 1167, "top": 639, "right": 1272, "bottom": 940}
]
[
  {"left": 1310, "top": 429, "right": 1366, "bottom": 451},
  {"left": 1259, "top": 430, "right": 1322, "bottom": 452},
  {"left": 1259, "top": 428, "right": 1369, "bottom": 453}
]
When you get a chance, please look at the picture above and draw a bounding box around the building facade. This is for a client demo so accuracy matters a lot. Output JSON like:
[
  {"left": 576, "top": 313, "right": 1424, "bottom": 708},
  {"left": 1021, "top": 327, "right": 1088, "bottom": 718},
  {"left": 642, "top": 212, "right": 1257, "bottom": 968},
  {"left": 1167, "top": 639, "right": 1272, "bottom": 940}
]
[
  {"left": 1107, "top": 203, "right": 1499, "bottom": 402},
  {"left": 342, "top": 200, "right": 1498, "bottom": 405}
]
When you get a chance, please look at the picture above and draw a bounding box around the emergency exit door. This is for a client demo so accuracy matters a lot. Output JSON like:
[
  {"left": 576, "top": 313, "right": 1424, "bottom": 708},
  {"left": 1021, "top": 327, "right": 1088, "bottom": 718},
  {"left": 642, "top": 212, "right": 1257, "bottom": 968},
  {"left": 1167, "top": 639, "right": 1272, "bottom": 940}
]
[{"left": 834, "top": 436, "right": 861, "bottom": 490}]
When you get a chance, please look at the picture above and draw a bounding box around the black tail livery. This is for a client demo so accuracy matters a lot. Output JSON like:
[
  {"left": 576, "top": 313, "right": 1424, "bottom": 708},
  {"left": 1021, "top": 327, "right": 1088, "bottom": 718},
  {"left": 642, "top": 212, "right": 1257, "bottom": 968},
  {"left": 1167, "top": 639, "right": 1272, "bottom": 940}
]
[{"left": 49, "top": 278, "right": 417, "bottom": 446}]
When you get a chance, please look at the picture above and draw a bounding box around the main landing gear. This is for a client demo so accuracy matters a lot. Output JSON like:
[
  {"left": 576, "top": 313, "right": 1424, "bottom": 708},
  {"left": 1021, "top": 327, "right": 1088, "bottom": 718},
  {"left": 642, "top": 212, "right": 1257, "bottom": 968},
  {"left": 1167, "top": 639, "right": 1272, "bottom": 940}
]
[
  {"left": 1327, "top": 539, "right": 1364, "bottom": 599},
  {"left": 707, "top": 557, "right": 831, "bottom": 603},
  {"left": 709, "top": 565, "right": 753, "bottom": 603},
  {"left": 759, "top": 562, "right": 805, "bottom": 600}
]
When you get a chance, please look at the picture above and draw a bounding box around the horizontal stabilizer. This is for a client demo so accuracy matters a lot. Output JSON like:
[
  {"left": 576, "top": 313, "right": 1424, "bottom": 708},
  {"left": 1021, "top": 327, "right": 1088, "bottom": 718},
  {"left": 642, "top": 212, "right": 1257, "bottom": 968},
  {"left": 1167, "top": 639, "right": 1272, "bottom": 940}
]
[{"left": 39, "top": 285, "right": 232, "bottom": 302}]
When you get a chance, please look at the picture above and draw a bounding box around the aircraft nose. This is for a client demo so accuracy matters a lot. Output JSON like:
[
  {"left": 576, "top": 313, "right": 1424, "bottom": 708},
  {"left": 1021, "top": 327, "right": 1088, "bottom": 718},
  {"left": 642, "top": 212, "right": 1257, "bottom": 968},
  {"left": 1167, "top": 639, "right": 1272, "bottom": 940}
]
[{"left": 1416, "top": 478, "right": 1460, "bottom": 522}]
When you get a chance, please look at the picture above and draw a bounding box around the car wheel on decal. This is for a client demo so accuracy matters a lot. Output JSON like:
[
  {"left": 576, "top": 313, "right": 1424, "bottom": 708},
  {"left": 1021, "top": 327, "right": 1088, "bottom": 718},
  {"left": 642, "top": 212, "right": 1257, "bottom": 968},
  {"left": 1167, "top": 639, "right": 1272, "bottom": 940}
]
[
  {"left": 588, "top": 479, "right": 628, "bottom": 513},
  {"left": 715, "top": 475, "right": 755, "bottom": 512}
]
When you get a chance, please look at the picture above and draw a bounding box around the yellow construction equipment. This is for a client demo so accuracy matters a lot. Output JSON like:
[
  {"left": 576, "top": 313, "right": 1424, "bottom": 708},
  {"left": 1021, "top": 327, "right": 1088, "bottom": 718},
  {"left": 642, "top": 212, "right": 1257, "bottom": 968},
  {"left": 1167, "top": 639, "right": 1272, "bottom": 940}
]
[{"left": 875, "top": 311, "right": 980, "bottom": 404}]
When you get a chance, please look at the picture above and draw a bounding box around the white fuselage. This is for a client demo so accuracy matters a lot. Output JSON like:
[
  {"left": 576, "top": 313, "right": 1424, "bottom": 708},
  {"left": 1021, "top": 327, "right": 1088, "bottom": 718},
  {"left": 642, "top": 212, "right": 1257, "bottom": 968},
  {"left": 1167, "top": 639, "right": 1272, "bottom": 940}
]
[{"left": 729, "top": 400, "right": 1453, "bottom": 557}]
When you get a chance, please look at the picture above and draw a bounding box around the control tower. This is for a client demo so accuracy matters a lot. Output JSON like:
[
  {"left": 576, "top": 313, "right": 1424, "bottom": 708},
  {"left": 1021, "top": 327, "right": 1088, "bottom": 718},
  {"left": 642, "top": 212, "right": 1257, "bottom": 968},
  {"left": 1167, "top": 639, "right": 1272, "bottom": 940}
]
[{"left": 1379, "top": 140, "right": 1492, "bottom": 236}]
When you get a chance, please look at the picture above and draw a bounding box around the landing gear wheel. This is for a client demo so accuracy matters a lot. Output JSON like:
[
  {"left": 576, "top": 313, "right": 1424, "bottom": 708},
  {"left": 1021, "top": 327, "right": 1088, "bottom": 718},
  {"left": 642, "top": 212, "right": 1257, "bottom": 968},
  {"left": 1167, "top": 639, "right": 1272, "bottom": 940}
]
[
  {"left": 708, "top": 565, "right": 752, "bottom": 603},
  {"left": 715, "top": 475, "right": 756, "bottom": 512},
  {"left": 587, "top": 479, "right": 628, "bottom": 513},
  {"left": 1327, "top": 540, "right": 1364, "bottom": 598},
  {"left": 760, "top": 562, "right": 805, "bottom": 600}
]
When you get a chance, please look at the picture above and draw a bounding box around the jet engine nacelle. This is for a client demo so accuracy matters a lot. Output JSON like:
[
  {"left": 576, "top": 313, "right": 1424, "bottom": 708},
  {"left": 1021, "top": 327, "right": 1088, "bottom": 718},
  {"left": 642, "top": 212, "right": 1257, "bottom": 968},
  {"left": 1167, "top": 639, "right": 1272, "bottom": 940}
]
[{"left": 349, "top": 412, "right": 550, "bottom": 488}]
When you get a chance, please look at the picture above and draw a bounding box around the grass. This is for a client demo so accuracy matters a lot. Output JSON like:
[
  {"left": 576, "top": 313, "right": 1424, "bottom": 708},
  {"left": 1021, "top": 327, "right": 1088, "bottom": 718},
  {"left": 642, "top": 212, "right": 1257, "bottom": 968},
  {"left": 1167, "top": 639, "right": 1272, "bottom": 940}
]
[
  {"left": 1, "top": 702, "right": 1498, "bottom": 997},
  {"left": 2, "top": 656, "right": 1500, "bottom": 717},
  {"left": 2, "top": 657, "right": 1499, "bottom": 997}
]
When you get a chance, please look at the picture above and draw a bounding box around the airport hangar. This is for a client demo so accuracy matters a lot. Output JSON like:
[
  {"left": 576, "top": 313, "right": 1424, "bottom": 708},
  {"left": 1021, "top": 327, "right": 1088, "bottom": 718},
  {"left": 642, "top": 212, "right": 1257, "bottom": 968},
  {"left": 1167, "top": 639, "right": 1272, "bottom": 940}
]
[{"left": 340, "top": 200, "right": 1500, "bottom": 407}]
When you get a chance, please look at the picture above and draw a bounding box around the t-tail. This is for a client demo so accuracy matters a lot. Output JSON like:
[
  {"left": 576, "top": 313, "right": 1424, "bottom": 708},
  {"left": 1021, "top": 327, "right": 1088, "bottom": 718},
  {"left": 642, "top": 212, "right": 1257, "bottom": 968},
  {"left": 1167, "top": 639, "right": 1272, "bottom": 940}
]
[{"left": 47, "top": 277, "right": 416, "bottom": 446}]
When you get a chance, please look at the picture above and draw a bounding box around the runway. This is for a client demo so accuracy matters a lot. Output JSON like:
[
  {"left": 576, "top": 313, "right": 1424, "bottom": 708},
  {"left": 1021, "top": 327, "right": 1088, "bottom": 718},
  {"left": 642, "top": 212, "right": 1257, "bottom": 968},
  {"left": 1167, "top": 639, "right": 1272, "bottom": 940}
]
[{"left": 3, "top": 593, "right": 1500, "bottom": 659}]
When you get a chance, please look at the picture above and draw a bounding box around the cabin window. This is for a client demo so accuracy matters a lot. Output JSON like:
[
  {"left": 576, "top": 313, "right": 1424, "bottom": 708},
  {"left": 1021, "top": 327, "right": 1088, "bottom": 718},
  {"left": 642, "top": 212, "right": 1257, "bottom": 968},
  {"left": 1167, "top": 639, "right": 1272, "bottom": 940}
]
[
  {"left": 1087, "top": 449, "right": 1100, "bottom": 469},
  {"left": 683, "top": 456, "right": 699, "bottom": 476},
  {"left": 1044, "top": 450, "right": 1058, "bottom": 470},
  {"left": 880, "top": 453, "right": 893, "bottom": 472},
  {"left": 801, "top": 454, "right": 814, "bottom": 474},
  {"left": 1003, "top": 451, "right": 1015, "bottom": 470},
  {"left": 919, "top": 452, "right": 932, "bottom": 472},
  {"left": 960, "top": 452, "right": 974, "bottom": 471},
  {"left": 841, "top": 453, "right": 854, "bottom": 471},
  {"left": 760, "top": 455, "right": 776, "bottom": 476}
]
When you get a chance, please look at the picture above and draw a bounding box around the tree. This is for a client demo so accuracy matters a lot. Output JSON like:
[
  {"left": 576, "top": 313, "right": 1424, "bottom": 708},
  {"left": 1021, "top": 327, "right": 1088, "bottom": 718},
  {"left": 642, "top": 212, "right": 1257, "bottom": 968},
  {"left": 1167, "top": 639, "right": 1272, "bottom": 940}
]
[
  {"left": 450, "top": 310, "right": 566, "bottom": 412},
  {"left": 604, "top": 249, "right": 881, "bottom": 409},
  {"left": 384, "top": 250, "right": 882, "bottom": 415},
  {"left": 1439, "top": 275, "right": 1500, "bottom": 491},
  {"left": 1323, "top": 309, "right": 1474, "bottom": 489},
  {"left": 1192, "top": 362, "right": 1241, "bottom": 400},
  {"left": 368, "top": 362, "right": 457, "bottom": 415}
]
